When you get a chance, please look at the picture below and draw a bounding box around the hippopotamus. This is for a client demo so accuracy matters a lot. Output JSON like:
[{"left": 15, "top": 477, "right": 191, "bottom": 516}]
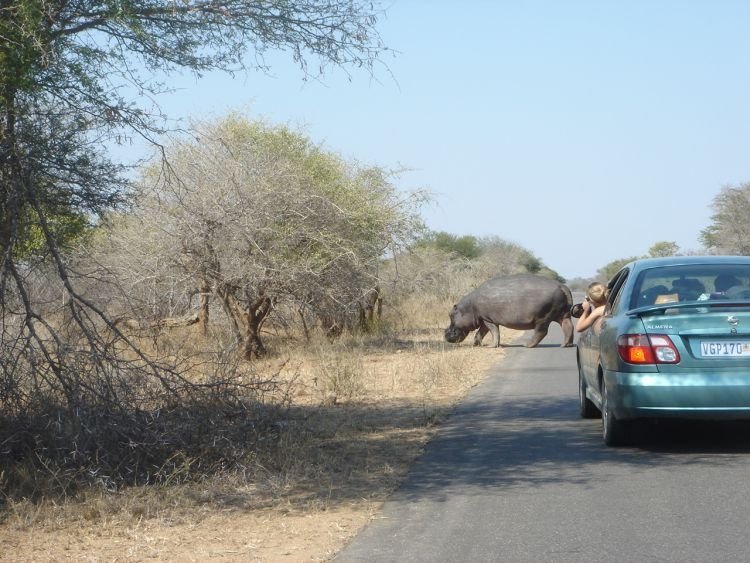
[{"left": 444, "top": 274, "right": 574, "bottom": 348}]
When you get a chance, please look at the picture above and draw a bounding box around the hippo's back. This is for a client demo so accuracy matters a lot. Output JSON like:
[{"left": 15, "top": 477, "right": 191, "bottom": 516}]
[
  {"left": 462, "top": 273, "right": 571, "bottom": 327},
  {"left": 468, "top": 273, "right": 562, "bottom": 300}
]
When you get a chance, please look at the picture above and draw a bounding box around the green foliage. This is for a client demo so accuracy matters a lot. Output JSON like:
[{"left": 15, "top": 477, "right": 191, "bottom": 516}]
[
  {"left": 0, "top": 0, "right": 49, "bottom": 94},
  {"left": 392, "top": 232, "right": 564, "bottom": 306},
  {"left": 13, "top": 206, "right": 90, "bottom": 260},
  {"left": 220, "top": 116, "right": 419, "bottom": 270},
  {"left": 647, "top": 241, "right": 679, "bottom": 258},
  {"left": 522, "top": 255, "right": 542, "bottom": 274},
  {"left": 598, "top": 256, "right": 638, "bottom": 281},
  {"left": 418, "top": 231, "right": 481, "bottom": 259},
  {"left": 475, "top": 236, "right": 565, "bottom": 279},
  {"left": 538, "top": 268, "right": 566, "bottom": 283},
  {"left": 413, "top": 231, "right": 560, "bottom": 277}
]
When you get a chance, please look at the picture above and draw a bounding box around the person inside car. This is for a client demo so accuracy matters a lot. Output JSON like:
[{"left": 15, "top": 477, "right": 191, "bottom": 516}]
[
  {"left": 714, "top": 274, "right": 741, "bottom": 295},
  {"left": 698, "top": 274, "right": 743, "bottom": 304},
  {"left": 576, "top": 282, "right": 608, "bottom": 333}
]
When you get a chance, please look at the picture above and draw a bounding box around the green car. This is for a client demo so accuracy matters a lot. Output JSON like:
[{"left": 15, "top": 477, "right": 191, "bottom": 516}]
[{"left": 576, "top": 255, "right": 750, "bottom": 446}]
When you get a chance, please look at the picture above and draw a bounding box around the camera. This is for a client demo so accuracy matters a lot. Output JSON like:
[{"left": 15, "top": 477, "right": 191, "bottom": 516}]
[{"left": 570, "top": 303, "right": 585, "bottom": 318}]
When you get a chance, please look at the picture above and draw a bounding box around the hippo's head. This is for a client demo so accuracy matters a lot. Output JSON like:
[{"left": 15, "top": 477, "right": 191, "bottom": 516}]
[{"left": 444, "top": 304, "right": 475, "bottom": 343}]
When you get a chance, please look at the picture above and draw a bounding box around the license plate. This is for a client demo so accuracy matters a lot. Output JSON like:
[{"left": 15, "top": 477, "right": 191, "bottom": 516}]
[{"left": 700, "top": 341, "right": 750, "bottom": 357}]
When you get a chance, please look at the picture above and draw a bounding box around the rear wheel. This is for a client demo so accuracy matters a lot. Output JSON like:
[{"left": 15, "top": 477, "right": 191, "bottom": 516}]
[
  {"left": 578, "top": 364, "right": 599, "bottom": 419},
  {"left": 602, "top": 380, "right": 630, "bottom": 446}
]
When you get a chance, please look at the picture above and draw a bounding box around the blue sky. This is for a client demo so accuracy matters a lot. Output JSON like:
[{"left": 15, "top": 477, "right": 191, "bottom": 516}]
[{"left": 128, "top": 1, "right": 750, "bottom": 279}]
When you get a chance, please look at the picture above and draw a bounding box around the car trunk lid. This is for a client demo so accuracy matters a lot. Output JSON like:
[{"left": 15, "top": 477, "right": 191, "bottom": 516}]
[{"left": 632, "top": 305, "right": 750, "bottom": 370}]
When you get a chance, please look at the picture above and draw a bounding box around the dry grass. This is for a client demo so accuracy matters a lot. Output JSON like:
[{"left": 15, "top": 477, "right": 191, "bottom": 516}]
[{"left": 0, "top": 300, "right": 524, "bottom": 562}]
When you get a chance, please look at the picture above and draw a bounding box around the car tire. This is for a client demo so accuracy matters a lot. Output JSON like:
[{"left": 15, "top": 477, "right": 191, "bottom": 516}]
[
  {"left": 602, "top": 380, "right": 630, "bottom": 446},
  {"left": 578, "top": 364, "right": 599, "bottom": 419}
]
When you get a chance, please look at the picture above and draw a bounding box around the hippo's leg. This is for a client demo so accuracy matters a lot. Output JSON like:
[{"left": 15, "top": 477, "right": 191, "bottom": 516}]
[
  {"left": 474, "top": 321, "right": 500, "bottom": 347},
  {"left": 473, "top": 324, "right": 488, "bottom": 346},
  {"left": 560, "top": 317, "right": 574, "bottom": 347},
  {"left": 474, "top": 323, "right": 489, "bottom": 346},
  {"left": 526, "top": 321, "right": 550, "bottom": 348},
  {"left": 483, "top": 321, "right": 500, "bottom": 347}
]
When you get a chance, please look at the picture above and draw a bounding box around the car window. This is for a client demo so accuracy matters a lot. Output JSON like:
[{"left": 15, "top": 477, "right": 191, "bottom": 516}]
[
  {"left": 607, "top": 268, "right": 629, "bottom": 315},
  {"left": 631, "top": 264, "right": 750, "bottom": 308}
]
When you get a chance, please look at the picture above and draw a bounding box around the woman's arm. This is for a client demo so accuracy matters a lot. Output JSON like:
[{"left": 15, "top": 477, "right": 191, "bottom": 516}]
[{"left": 576, "top": 304, "right": 604, "bottom": 332}]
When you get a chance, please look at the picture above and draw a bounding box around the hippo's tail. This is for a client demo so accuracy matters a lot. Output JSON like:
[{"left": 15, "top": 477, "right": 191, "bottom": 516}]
[{"left": 559, "top": 284, "right": 573, "bottom": 310}]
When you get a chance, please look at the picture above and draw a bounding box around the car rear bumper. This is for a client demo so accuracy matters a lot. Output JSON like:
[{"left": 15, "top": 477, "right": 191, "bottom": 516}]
[{"left": 603, "top": 369, "right": 750, "bottom": 420}]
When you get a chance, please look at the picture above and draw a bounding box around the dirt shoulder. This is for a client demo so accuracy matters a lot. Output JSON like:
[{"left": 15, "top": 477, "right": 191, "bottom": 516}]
[{"left": 1, "top": 329, "right": 523, "bottom": 562}]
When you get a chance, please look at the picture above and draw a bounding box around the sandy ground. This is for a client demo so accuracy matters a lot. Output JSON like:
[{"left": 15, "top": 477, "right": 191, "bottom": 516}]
[
  {"left": 1, "top": 330, "right": 523, "bottom": 562},
  {"left": 4, "top": 508, "right": 375, "bottom": 562}
]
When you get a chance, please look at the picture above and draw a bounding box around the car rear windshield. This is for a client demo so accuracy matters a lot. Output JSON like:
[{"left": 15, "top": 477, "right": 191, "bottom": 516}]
[{"left": 631, "top": 264, "right": 750, "bottom": 309}]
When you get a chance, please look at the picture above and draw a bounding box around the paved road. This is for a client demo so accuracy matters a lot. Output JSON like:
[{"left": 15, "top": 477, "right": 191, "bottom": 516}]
[{"left": 336, "top": 323, "right": 750, "bottom": 562}]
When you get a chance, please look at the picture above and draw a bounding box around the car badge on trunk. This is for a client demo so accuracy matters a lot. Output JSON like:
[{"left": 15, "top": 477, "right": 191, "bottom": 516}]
[{"left": 728, "top": 315, "right": 740, "bottom": 334}]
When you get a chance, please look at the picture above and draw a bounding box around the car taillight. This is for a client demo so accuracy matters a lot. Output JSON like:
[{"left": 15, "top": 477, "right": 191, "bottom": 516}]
[{"left": 617, "top": 334, "right": 680, "bottom": 364}]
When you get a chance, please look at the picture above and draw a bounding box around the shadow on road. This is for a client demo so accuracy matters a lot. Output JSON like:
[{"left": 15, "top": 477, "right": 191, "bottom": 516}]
[
  {"left": 390, "top": 394, "right": 750, "bottom": 503},
  {"left": 636, "top": 419, "right": 750, "bottom": 453}
]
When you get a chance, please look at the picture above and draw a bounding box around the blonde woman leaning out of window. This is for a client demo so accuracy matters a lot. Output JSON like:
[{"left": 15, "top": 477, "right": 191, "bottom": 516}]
[{"left": 576, "top": 282, "right": 608, "bottom": 333}]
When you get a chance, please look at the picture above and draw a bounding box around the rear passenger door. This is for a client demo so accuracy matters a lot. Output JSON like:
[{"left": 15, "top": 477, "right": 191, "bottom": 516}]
[{"left": 599, "top": 268, "right": 630, "bottom": 371}]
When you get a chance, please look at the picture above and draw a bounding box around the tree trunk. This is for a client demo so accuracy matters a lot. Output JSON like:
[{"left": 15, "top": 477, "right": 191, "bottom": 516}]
[
  {"left": 241, "top": 295, "right": 273, "bottom": 359},
  {"left": 198, "top": 281, "right": 210, "bottom": 336},
  {"left": 241, "top": 324, "right": 266, "bottom": 360},
  {"left": 216, "top": 283, "right": 272, "bottom": 361},
  {"left": 216, "top": 283, "right": 244, "bottom": 347},
  {"left": 358, "top": 286, "right": 382, "bottom": 331},
  {"left": 298, "top": 306, "right": 311, "bottom": 341}
]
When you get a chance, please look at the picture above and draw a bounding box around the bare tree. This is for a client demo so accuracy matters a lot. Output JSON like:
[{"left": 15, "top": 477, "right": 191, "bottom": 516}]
[
  {"left": 701, "top": 183, "right": 750, "bottom": 255},
  {"left": 0, "top": 0, "right": 391, "bottom": 492},
  {"left": 1, "top": 0, "right": 391, "bottom": 367},
  {"left": 95, "top": 116, "right": 426, "bottom": 359}
]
